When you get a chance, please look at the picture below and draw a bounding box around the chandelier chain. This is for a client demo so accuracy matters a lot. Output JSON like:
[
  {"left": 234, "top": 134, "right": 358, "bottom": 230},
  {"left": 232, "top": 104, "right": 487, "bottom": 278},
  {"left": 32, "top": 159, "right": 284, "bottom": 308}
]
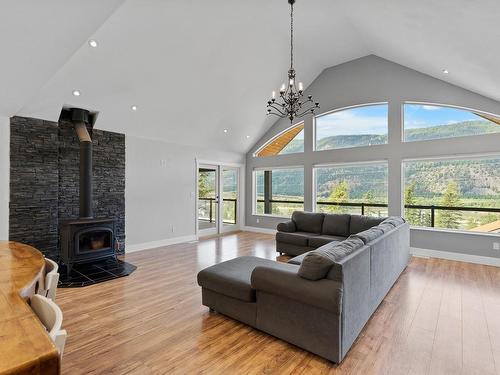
[{"left": 290, "top": 1, "right": 294, "bottom": 69}]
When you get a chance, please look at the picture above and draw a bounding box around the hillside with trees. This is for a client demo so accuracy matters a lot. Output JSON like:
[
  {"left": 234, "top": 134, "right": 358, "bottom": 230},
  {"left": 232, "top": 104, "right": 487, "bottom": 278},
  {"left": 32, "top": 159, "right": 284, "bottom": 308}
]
[{"left": 259, "top": 119, "right": 500, "bottom": 230}]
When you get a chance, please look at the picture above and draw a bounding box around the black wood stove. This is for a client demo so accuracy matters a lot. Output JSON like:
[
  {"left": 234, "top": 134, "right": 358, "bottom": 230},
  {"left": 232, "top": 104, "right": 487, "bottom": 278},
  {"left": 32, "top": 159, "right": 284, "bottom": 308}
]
[{"left": 59, "top": 108, "right": 116, "bottom": 275}]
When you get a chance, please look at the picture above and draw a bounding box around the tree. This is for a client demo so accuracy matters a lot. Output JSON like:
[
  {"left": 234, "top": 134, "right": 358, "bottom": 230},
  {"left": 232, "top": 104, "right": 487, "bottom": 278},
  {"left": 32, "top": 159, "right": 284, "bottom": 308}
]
[
  {"left": 404, "top": 182, "right": 431, "bottom": 226},
  {"left": 436, "top": 181, "right": 462, "bottom": 229},
  {"left": 198, "top": 172, "right": 213, "bottom": 198},
  {"left": 363, "top": 190, "right": 375, "bottom": 202},
  {"left": 329, "top": 181, "right": 349, "bottom": 213},
  {"left": 362, "top": 190, "right": 376, "bottom": 216},
  {"left": 404, "top": 182, "right": 419, "bottom": 225}
]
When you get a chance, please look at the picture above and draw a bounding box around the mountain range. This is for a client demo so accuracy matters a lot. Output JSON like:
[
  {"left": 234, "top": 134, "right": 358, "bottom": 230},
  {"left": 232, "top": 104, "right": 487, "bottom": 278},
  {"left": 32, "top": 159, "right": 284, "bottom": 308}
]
[{"left": 267, "top": 120, "right": 500, "bottom": 202}]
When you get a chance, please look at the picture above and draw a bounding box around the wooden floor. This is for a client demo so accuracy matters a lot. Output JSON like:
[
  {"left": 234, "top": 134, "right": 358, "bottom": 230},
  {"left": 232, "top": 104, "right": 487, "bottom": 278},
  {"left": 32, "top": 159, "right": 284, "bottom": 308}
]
[{"left": 57, "top": 232, "right": 500, "bottom": 375}]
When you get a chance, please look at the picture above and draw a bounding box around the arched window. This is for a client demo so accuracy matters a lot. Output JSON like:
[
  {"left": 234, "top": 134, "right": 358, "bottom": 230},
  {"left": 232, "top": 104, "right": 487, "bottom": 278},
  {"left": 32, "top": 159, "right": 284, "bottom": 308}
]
[
  {"left": 254, "top": 123, "right": 304, "bottom": 157},
  {"left": 315, "top": 103, "right": 388, "bottom": 151},
  {"left": 403, "top": 103, "right": 500, "bottom": 142}
]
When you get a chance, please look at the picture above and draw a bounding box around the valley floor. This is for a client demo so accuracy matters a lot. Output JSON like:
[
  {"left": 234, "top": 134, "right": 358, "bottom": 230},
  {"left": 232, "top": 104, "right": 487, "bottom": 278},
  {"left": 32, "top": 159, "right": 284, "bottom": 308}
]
[{"left": 57, "top": 232, "right": 500, "bottom": 375}]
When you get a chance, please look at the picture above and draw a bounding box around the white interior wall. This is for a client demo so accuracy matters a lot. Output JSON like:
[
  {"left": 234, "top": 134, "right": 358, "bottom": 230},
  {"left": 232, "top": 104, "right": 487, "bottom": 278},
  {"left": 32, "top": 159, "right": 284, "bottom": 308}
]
[
  {"left": 246, "top": 55, "right": 500, "bottom": 259},
  {"left": 125, "top": 135, "right": 244, "bottom": 251},
  {"left": 0, "top": 116, "right": 9, "bottom": 240}
]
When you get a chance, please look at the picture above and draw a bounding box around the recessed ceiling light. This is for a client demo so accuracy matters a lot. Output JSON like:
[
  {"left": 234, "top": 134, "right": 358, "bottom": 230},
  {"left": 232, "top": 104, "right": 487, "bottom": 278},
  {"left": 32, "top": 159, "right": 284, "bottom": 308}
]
[
  {"left": 88, "top": 39, "right": 98, "bottom": 48},
  {"left": 131, "top": 105, "right": 138, "bottom": 111},
  {"left": 223, "top": 129, "right": 228, "bottom": 133},
  {"left": 72, "top": 90, "right": 81, "bottom": 97},
  {"left": 246, "top": 135, "right": 250, "bottom": 139},
  {"left": 442, "top": 69, "right": 449, "bottom": 74}
]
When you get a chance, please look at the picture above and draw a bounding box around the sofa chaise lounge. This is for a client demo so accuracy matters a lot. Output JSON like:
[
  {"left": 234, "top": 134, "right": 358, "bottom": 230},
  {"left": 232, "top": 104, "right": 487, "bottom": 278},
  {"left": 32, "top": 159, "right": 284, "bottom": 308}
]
[{"left": 197, "top": 212, "right": 410, "bottom": 363}]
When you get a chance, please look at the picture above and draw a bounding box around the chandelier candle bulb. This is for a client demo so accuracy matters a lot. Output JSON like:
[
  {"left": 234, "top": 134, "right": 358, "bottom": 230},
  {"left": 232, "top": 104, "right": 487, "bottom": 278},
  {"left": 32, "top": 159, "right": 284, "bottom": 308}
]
[
  {"left": 272, "top": 91, "right": 276, "bottom": 99},
  {"left": 298, "top": 82, "right": 303, "bottom": 91},
  {"left": 280, "top": 84, "right": 286, "bottom": 93}
]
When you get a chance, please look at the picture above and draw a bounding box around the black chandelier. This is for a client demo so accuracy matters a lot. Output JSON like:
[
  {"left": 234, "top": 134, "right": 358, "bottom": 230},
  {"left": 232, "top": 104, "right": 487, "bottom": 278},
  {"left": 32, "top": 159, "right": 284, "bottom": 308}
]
[{"left": 267, "top": 0, "right": 320, "bottom": 122}]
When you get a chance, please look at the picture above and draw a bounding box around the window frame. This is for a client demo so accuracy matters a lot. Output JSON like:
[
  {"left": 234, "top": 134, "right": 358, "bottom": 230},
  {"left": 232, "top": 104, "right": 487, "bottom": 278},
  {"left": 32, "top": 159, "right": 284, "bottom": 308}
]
[
  {"left": 252, "top": 165, "right": 305, "bottom": 218},
  {"left": 402, "top": 101, "right": 500, "bottom": 143},
  {"left": 401, "top": 152, "right": 500, "bottom": 235},
  {"left": 312, "top": 160, "right": 389, "bottom": 216},
  {"left": 253, "top": 122, "right": 305, "bottom": 158},
  {"left": 313, "top": 102, "right": 389, "bottom": 152}
]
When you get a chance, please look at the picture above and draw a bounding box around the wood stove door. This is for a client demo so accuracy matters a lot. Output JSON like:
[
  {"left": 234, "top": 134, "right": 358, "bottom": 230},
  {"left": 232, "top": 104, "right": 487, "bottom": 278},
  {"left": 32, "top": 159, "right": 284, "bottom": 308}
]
[{"left": 74, "top": 227, "right": 114, "bottom": 261}]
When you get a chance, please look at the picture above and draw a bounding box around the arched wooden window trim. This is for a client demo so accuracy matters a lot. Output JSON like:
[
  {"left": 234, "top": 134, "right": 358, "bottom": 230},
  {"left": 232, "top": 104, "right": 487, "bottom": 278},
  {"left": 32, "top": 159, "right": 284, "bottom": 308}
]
[{"left": 254, "top": 123, "right": 304, "bottom": 157}]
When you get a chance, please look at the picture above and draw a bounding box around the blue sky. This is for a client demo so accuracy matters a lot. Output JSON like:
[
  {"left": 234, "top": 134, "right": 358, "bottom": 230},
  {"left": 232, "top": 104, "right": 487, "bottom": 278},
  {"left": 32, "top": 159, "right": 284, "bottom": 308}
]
[
  {"left": 316, "top": 105, "right": 388, "bottom": 138},
  {"left": 404, "top": 104, "right": 479, "bottom": 129},
  {"left": 314, "top": 104, "right": 484, "bottom": 139}
]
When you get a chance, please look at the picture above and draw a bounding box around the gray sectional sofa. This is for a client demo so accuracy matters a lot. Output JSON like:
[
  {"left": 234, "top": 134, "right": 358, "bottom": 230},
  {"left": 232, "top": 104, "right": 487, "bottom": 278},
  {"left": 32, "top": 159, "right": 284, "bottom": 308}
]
[
  {"left": 197, "top": 212, "right": 410, "bottom": 363},
  {"left": 276, "top": 211, "right": 388, "bottom": 256}
]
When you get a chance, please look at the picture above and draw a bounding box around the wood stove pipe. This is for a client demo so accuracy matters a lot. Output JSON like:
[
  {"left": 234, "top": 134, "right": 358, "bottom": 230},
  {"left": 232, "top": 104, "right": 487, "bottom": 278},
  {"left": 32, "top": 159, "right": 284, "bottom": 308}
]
[{"left": 71, "top": 108, "right": 93, "bottom": 219}]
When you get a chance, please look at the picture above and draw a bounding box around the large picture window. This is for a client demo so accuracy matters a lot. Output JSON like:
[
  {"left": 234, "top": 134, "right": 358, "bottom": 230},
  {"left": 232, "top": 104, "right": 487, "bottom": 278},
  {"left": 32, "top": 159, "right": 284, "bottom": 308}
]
[
  {"left": 315, "top": 162, "right": 388, "bottom": 216},
  {"left": 403, "top": 103, "right": 500, "bottom": 142},
  {"left": 403, "top": 156, "right": 500, "bottom": 233},
  {"left": 315, "top": 104, "right": 388, "bottom": 151},
  {"left": 254, "top": 167, "right": 304, "bottom": 217}
]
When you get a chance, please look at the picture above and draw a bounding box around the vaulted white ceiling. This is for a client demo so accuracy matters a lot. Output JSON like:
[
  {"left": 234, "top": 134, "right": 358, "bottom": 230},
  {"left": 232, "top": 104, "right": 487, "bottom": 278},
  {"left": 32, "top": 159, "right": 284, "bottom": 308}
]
[{"left": 2, "top": 0, "right": 500, "bottom": 154}]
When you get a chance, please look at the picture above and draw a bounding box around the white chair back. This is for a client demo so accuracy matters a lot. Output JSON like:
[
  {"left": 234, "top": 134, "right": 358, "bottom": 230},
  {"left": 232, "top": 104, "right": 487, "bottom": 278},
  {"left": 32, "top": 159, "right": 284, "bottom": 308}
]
[
  {"left": 38, "top": 258, "right": 59, "bottom": 302},
  {"left": 30, "top": 294, "right": 67, "bottom": 357}
]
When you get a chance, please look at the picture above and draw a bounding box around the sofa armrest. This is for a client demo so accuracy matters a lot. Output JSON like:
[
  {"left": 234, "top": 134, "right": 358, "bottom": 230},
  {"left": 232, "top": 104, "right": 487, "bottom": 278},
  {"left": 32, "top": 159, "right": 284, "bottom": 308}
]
[
  {"left": 251, "top": 264, "right": 342, "bottom": 314},
  {"left": 277, "top": 220, "right": 296, "bottom": 233}
]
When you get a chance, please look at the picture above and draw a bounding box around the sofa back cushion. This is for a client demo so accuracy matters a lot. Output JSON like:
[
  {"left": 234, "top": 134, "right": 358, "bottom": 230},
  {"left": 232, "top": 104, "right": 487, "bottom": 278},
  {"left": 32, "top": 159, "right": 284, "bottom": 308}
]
[
  {"left": 352, "top": 227, "right": 384, "bottom": 244},
  {"left": 322, "top": 214, "right": 351, "bottom": 237},
  {"left": 349, "top": 214, "right": 386, "bottom": 234},
  {"left": 378, "top": 223, "right": 396, "bottom": 233},
  {"left": 298, "top": 237, "right": 365, "bottom": 281},
  {"left": 292, "top": 211, "right": 324, "bottom": 233},
  {"left": 380, "top": 216, "right": 405, "bottom": 227}
]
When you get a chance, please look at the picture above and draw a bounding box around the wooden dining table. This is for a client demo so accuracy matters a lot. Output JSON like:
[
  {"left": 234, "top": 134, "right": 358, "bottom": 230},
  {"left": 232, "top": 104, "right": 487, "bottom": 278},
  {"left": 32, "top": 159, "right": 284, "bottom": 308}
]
[{"left": 0, "top": 241, "right": 60, "bottom": 375}]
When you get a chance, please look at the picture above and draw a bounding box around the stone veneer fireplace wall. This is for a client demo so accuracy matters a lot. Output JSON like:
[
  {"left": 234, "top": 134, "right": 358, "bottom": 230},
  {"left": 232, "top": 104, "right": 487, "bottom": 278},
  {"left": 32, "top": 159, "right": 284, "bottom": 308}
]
[{"left": 9, "top": 116, "right": 125, "bottom": 259}]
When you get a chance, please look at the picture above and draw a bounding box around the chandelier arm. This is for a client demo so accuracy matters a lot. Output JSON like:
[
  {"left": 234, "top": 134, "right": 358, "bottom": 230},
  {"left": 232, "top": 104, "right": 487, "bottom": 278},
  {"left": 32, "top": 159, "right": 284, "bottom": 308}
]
[
  {"left": 268, "top": 106, "right": 286, "bottom": 114},
  {"left": 269, "top": 101, "right": 287, "bottom": 111},
  {"left": 280, "top": 98, "right": 291, "bottom": 107},
  {"left": 268, "top": 106, "right": 288, "bottom": 116},
  {"left": 267, "top": 112, "right": 287, "bottom": 118},
  {"left": 296, "top": 105, "right": 317, "bottom": 117}
]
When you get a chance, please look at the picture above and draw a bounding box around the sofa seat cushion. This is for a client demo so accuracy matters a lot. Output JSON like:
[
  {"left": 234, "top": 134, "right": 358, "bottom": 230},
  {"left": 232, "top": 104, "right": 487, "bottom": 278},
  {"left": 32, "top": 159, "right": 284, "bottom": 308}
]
[
  {"left": 349, "top": 214, "right": 386, "bottom": 234},
  {"left": 197, "top": 256, "right": 282, "bottom": 302},
  {"left": 322, "top": 214, "right": 351, "bottom": 237},
  {"left": 309, "top": 235, "right": 345, "bottom": 249},
  {"left": 276, "top": 231, "right": 317, "bottom": 246},
  {"left": 288, "top": 251, "right": 312, "bottom": 265},
  {"left": 292, "top": 211, "right": 325, "bottom": 233},
  {"left": 298, "top": 238, "right": 365, "bottom": 281}
]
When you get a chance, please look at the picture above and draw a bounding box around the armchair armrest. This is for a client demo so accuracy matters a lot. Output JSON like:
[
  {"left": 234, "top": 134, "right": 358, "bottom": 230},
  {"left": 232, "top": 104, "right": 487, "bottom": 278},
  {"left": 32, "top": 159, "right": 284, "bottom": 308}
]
[
  {"left": 251, "top": 264, "right": 342, "bottom": 314},
  {"left": 277, "top": 220, "right": 296, "bottom": 233}
]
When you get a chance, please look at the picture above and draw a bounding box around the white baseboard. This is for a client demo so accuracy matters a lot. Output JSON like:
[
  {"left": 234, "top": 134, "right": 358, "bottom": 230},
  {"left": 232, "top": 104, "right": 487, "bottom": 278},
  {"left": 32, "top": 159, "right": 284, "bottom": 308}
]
[
  {"left": 242, "top": 226, "right": 277, "bottom": 235},
  {"left": 126, "top": 235, "right": 197, "bottom": 253},
  {"left": 411, "top": 247, "right": 500, "bottom": 267}
]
